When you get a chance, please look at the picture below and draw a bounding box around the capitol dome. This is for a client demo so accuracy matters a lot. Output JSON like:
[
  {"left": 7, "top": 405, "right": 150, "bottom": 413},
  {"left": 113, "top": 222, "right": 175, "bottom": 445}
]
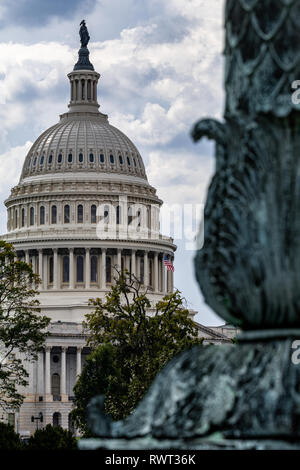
[
  {"left": 2, "top": 23, "right": 176, "bottom": 435},
  {"left": 20, "top": 112, "right": 147, "bottom": 181}
]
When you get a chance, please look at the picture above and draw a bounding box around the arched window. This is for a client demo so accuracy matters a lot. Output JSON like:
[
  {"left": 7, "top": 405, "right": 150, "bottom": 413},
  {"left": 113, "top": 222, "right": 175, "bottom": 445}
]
[
  {"left": 104, "top": 205, "right": 109, "bottom": 223},
  {"left": 99, "top": 154, "right": 105, "bottom": 163},
  {"left": 119, "top": 155, "right": 123, "bottom": 164},
  {"left": 76, "top": 255, "right": 84, "bottom": 283},
  {"left": 78, "top": 153, "right": 84, "bottom": 163},
  {"left": 64, "top": 205, "right": 70, "bottom": 223},
  {"left": 68, "top": 153, "right": 73, "bottom": 163},
  {"left": 40, "top": 206, "right": 45, "bottom": 225},
  {"left": 89, "top": 153, "right": 94, "bottom": 163},
  {"left": 51, "top": 205, "right": 57, "bottom": 224},
  {"left": 48, "top": 154, "right": 53, "bottom": 164},
  {"left": 27, "top": 157, "right": 31, "bottom": 169},
  {"left": 33, "top": 157, "right": 37, "bottom": 166},
  {"left": 81, "top": 79, "right": 85, "bottom": 100},
  {"left": 106, "top": 256, "right": 111, "bottom": 283},
  {"left": 63, "top": 256, "right": 69, "bottom": 283},
  {"left": 21, "top": 208, "right": 25, "bottom": 227},
  {"left": 40, "top": 155, "right": 44, "bottom": 165},
  {"left": 53, "top": 412, "right": 61, "bottom": 427},
  {"left": 30, "top": 207, "right": 34, "bottom": 226},
  {"left": 87, "top": 80, "right": 91, "bottom": 100},
  {"left": 128, "top": 206, "right": 132, "bottom": 225},
  {"left": 51, "top": 373, "right": 60, "bottom": 396},
  {"left": 116, "top": 205, "right": 120, "bottom": 225},
  {"left": 58, "top": 154, "right": 62, "bottom": 163},
  {"left": 110, "top": 154, "right": 114, "bottom": 164},
  {"left": 133, "top": 158, "right": 137, "bottom": 167},
  {"left": 91, "top": 255, "right": 98, "bottom": 282},
  {"left": 77, "top": 204, "right": 83, "bottom": 223},
  {"left": 14, "top": 209, "right": 18, "bottom": 229},
  {"left": 49, "top": 256, "right": 53, "bottom": 284},
  {"left": 91, "top": 204, "right": 96, "bottom": 223},
  {"left": 127, "top": 156, "right": 131, "bottom": 166}
]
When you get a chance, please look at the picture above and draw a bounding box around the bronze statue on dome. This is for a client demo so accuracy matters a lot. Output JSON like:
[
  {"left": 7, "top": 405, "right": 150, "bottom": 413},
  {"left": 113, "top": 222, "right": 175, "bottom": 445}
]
[{"left": 79, "top": 20, "right": 90, "bottom": 48}]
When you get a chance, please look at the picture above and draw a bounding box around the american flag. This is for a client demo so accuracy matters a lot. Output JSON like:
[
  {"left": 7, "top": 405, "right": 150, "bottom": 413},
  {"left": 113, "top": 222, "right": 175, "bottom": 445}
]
[{"left": 164, "top": 256, "right": 174, "bottom": 272}]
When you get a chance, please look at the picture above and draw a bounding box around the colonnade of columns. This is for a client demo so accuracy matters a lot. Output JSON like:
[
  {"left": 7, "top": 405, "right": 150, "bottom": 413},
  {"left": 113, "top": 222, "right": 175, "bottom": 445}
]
[
  {"left": 18, "top": 248, "right": 174, "bottom": 293},
  {"left": 44, "top": 345, "right": 83, "bottom": 399}
]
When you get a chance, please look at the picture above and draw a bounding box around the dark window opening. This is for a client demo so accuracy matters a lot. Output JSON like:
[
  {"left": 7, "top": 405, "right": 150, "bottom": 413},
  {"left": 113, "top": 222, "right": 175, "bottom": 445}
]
[
  {"left": 91, "top": 204, "right": 96, "bottom": 223},
  {"left": 40, "top": 206, "right": 45, "bottom": 225},
  {"left": 51, "top": 205, "right": 57, "bottom": 224},
  {"left": 64, "top": 205, "right": 70, "bottom": 223},
  {"left": 77, "top": 204, "right": 83, "bottom": 223},
  {"left": 76, "top": 255, "right": 84, "bottom": 283}
]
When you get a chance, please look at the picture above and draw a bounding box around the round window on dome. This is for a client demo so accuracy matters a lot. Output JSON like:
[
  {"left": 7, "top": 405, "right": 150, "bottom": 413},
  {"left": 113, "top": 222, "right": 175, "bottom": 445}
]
[
  {"left": 110, "top": 154, "right": 114, "bottom": 164},
  {"left": 89, "top": 153, "right": 94, "bottom": 163},
  {"left": 99, "top": 154, "right": 105, "bottom": 163},
  {"left": 40, "top": 155, "right": 44, "bottom": 165},
  {"left": 68, "top": 153, "right": 73, "bottom": 163},
  {"left": 119, "top": 155, "right": 123, "bottom": 164},
  {"left": 78, "top": 153, "right": 84, "bottom": 163},
  {"left": 58, "top": 154, "right": 62, "bottom": 163},
  {"left": 48, "top": 155, "right": 53, "bottom": 164}
]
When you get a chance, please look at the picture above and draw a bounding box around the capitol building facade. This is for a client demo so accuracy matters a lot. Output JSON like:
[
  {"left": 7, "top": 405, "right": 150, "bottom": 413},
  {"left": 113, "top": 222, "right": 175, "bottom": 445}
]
[
  {"left": 1, "top": 33, "right": 178, "bottom": 435},
  {"left": 1, "top": 28, "right": 237, "bottom": 436}
]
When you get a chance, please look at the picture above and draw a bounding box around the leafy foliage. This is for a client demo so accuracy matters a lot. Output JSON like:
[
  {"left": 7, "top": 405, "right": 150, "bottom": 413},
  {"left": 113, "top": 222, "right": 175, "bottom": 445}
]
[
  {"left": 0, "top": 422, "right": 23, "bottom": 450},
  {"left": 71, "top": 344, "right": 127, "bottom": 436},
  {"left": 27, "top": 424, "right": 77, "bottom": 450},
  {"left": 73, "top": 270, "right": 202, "bottom": 433},
  {"left": 0, "top": 241, "right": 50, "bottom": 411}
]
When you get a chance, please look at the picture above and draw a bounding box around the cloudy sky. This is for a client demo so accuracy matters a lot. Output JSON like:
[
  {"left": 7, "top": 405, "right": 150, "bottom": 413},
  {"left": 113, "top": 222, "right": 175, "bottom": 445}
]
[{"left": 0, "top": 0, "right": 226, "bottom": 326}]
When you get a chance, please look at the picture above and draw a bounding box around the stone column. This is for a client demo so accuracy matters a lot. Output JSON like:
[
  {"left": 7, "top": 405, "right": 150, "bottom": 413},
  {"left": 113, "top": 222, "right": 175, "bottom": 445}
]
[
  {"left": 53, "top": 248, "right": 58, "bottom": 290},
  {"left": 85, "top": 248, "right": 90, "bottom": 289},
  {"left": 69, "top": 248, "right": 75, "bottom": 289},
  {"left": 131, "top": 249, "right": 136, "bottom": 279},
  {"left": 101, "top": 248, "right": 106, "bottom": 289},
  {"left": 45, "top": 346, "right": 51, "bottom": 398},
  {"left": 161, "top": 253, "right": 166, "bottom": 293},
  {"left": 84, "top": 79, "right": 88, "bottom": 101},
  {"left": 76, "top": 347, "right": 82, "bottom": 377},
  {"left": 37, "top": 350, "right": 44, "bottom": 396},
  {"left": 43, "top": 254, "right": 48, "bottom": 289},
  {"left": 144, "top": 251, "right": 149, "bottom": 287},
  {"left": 61, "top": 347, "right": 67, "bottom": 400},
  {"left": 117, "top": 249, "right": 121, "bottom": 271},
  {"left": 154, "top": 252, "right": 158, "bottom": 292},
  {"left": 38, "top": 249, "right": 43, "bottom": 290}
]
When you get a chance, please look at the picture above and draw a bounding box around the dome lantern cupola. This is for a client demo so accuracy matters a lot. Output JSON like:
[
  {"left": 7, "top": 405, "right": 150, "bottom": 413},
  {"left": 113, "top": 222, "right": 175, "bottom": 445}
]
[{"left": 67, "top": 20, "right": 100, "bottom": 114}]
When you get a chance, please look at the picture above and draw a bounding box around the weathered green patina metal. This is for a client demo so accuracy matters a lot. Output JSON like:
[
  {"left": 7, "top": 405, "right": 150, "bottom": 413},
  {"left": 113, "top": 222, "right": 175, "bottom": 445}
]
[{"left": 79, "top": 0, "right": 300, "bottom": 449}]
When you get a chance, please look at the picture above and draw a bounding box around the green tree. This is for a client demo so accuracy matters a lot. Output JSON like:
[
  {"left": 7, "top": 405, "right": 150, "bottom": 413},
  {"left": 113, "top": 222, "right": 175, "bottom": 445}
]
[
  {"left": 0, "top": 422, "right": 23, "bottom": 450},
  {"left": 75, "top": 270, "right": 202, "bottom": 430},
  {"left": 27, "top": 424, "right": 77, "bottom": 450},
  {"left": 0, "top": 241, "right": 50, "bottom": 411},
  {"left": 71, "top": 343, "right": 127, "bottom": 435}
]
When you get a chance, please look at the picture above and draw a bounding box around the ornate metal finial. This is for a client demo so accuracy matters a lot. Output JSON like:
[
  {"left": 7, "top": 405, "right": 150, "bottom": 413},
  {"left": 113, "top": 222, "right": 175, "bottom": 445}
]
[
  {"left": 79, "top": 19, "right": 90, "bottom": 48},
  {"left": 73, "top": 20, "right": 94, "bottom": 71}
]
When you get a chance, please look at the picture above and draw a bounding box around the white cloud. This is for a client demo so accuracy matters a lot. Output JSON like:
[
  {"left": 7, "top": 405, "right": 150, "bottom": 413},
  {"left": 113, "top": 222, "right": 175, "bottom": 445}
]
[
  {"left": 0, "top": 0, "right": 225, "bottom": 325},
  {"left": 0, "top": 141, "right": 32, "bottom": 234},
  {"left": 146, "top": 147, "right": 215, "bottom": 206}
]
